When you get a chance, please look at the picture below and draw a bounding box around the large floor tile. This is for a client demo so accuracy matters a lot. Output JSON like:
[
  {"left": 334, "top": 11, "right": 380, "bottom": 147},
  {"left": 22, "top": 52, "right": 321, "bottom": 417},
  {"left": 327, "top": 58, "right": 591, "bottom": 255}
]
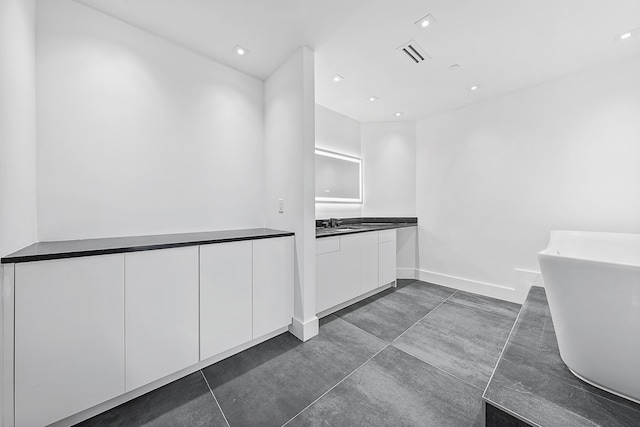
[
  {"left": 76, "top": 372, "right": 227, "bottom": 427},
  {"left": 395, "top": 280, "right": 457, "bottom": 301},
  {"left": 447, "top": 290, "right": 520, "bottom": 318},
  {"left": 393, "top": 291, "right": 519, "bottom": 389},
  {"left": 202, "top": 315, "right": 386, "bottom": 427},
  {"left": 334, "top": 281, "right": 455, "bottom": 342},
  {"left": 287, "top": 346, "right": 483, "bottom": 427}
]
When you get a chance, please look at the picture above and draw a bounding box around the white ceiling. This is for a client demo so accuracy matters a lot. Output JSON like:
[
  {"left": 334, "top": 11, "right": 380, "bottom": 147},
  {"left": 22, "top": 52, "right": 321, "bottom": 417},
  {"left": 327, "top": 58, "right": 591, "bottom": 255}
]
[{"left": 75, "top": 0, "right": 640, "bottom": 122}]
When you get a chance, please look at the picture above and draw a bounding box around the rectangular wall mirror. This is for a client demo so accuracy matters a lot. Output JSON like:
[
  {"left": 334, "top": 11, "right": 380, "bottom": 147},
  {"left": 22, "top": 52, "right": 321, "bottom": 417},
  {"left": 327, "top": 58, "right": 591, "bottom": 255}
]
[{"left": 315, "top": 149, "right": 362, "bottom": 203}]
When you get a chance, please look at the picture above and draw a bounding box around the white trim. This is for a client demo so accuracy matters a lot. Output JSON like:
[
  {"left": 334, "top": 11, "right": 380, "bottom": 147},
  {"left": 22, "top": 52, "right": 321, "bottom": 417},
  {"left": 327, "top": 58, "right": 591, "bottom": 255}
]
[
  {"left": 288, "top": 316, "right": 319, "bottom": 342},
  {"left": 415, "top": 268, "right": 521, "bottom": 303},
  {"left": 49, "top": 326, "right": 290, "bottom": 426}
]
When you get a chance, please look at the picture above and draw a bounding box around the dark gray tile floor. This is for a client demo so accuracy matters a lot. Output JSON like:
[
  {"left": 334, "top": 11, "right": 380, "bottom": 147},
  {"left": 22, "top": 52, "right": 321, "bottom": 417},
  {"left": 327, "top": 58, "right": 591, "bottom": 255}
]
[
  {"left": 394, "top": 291, "right": 520, "bottom": 389},
  {"left": 484, "top": 287, "right": 640, "bottom": 427},
  {"left": 77, "top": 372, "right": 227, "bottom": 427},
  {"left": 78, "top": 280, "right": 520, "bottom": 427}
]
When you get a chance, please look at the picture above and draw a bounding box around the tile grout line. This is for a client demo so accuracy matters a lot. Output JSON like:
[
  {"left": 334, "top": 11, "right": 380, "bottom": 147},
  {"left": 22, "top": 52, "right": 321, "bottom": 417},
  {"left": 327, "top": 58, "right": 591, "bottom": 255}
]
[
  {"left": 328, "top": 314, "right": 388, "bottom": 346},
  {"left": 389, "top": 289, "right": 508, "bottom": 392},
  {"left": 481, "top": 298, "right": 524, "bottom": 400},
  {"left": 394, "top": 343, "right": 486, "bottom": 392},
  {"left": 280, "top": 344, "right": 391, "bottom": 427},
  {"left": 391, "top": 290, "right": 458, "bottom": 344},
  {"left": 200, "top": 370, "right": 231, "bottom": 427}
]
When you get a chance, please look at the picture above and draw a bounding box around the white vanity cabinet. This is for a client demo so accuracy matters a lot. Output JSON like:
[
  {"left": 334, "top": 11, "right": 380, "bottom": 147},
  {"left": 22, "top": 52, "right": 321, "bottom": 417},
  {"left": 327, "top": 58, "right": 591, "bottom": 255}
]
[
  {"left": 253, "top": 237, "right": 294, "bottom": 338},
  {"left": 360, "top": 230, "right": 380, "bottom": 295},
  {"left": 316, "top": 237, "right": 344, "bottom": 313},
  {"left": 200, "top": 240, "right": 253, "bottom": 359},
  {"left": 316, "top": 229, "right": 397, "bottom": 315},
  {"left": 14, "top": 255, "right": 125, "bottom": 427},
  {"left": 378, "top": 230, "right": 397, "bottom": 287},
  {"left": 125, "top": 246, "right": 199, "bottom": 391}
]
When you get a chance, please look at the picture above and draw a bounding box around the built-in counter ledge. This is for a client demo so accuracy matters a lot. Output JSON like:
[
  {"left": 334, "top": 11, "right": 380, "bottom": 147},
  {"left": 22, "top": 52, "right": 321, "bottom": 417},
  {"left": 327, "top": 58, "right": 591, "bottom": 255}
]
[
  {"left": 1, "top": 228, "right": 295, "bottom": 264},
  {"left": 315, "top": 217, "right": 417, "bottom": 238}
]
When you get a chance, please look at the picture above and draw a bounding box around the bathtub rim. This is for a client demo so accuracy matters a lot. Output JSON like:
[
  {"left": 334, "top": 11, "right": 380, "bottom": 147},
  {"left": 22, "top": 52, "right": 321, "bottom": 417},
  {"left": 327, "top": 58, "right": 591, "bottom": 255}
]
[{"left": 538, "top": 230, "right": 640, "bottom": 269}]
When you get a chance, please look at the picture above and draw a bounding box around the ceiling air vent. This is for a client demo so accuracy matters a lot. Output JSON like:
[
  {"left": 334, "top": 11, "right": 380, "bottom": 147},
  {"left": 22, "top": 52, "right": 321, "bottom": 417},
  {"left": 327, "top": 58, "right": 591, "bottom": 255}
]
[{"left": 397, "top": 40, "right": 430, "bottom": 64}]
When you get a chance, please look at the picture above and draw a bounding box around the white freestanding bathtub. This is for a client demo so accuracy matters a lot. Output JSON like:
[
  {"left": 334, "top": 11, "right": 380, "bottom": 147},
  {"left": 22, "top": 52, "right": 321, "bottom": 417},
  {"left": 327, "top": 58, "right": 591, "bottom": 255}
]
[{"left": 538, "top": 230, "right": 640, "bottom": 404}]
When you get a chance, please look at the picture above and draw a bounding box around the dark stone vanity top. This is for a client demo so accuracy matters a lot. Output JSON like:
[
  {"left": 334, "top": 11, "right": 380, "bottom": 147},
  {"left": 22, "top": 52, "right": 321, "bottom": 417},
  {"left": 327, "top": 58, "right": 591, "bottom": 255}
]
[
  {"left": 315, "top": 217, "right": 417, "bottom": 238},
  {"left": 1, "top": 228, "right": 294, "bottom": 264},
  {"left": 483, "top": 286, "right": 640, "bottom": 426}
]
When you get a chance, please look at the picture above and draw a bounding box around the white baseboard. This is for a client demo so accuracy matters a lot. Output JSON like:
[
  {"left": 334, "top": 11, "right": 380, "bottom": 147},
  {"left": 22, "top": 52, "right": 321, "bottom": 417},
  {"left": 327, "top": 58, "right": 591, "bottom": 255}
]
[
  {"left": 289, "top": 316, "right": 319, "bottom": 342},
  {"left": 415, "top": 268, "right": 522, "bottom": 304},
  {"left": 396, "top": 267, "right": 418, "bottom": 280}
]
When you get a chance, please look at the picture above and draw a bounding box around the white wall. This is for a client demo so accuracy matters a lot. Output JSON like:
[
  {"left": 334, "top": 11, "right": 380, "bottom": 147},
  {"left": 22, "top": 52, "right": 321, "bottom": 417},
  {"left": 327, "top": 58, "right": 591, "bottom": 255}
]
[
  {"left": 361, "top": 122, "right": 416, "bottom": 218},
  {"left": 0, "top": 0, "right": 38, "bottom": 258},
  {"left": 315, "top": 105, "right": 360, "bottom": 157},
  {"left": 1, "top": 0, "right": 37, "bottom": 422},
  {"left": 315, "top": 105, "right": 362, "bottom": 219},
  {"left": 416, "top": 55, "right": 640, "bottom": 303},
  {"left": 36, "top": 0, "right": 265, "bottom": 241},
  {"left": 361, "top": 122, "right": 417, "bottom": 277},
  {"left": 265, "top": 48, "right": 317, "bottom": 340}
]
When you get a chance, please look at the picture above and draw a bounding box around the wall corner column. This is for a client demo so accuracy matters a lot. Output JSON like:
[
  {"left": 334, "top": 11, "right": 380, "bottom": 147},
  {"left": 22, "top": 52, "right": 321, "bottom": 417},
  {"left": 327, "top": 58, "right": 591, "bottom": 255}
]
[{"left": 264, "top": 46, "right": 318, "bottom": 342}]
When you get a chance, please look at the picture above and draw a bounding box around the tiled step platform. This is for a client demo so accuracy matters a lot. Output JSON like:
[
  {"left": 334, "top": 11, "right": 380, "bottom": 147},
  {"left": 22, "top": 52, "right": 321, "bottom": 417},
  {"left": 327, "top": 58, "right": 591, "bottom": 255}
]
[{"left": 483, "top": 286, "right": 640, "bottom": 427}]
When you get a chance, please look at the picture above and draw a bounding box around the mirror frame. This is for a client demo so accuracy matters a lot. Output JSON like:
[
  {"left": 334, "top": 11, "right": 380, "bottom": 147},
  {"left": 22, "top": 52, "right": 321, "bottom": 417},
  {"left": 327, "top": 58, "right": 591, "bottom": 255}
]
[{"left": 315, "top": 148, "right": 363, "bottom": 203}]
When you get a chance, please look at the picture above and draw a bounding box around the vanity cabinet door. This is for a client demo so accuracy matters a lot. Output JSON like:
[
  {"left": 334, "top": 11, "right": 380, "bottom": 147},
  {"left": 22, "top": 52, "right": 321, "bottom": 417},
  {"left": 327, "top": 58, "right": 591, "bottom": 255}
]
[
  {"left": 360, "top": 232, "right": 380, "bottom": 294},
  {"left": 125, "top": 247, "right": 199, "bottom": 391},
  {"left": 378, "top": 230, "right": 397, "bottom": 287},
  {"left": 253, "top": 236, "right": 294, "bottom": 338},
  {"left": 14, "top": 255, "right": 125, "bottom": 427},
  {"left": 379, "top": 240, "right": 397, "bottom": 286},
  {"left": 317, "top": 250, "right": 341, "bottom": 313},
  {"left": 339, "top": 234, "right": 367, "bottom": 303},
  {"left": 200, "top": 241, "right": 253, "bottom": 360}
]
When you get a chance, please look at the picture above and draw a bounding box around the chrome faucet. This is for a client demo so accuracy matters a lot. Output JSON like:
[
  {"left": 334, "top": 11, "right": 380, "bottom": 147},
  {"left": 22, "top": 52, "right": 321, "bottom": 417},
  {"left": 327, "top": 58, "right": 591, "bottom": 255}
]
[{"left": 329, "top": 218, "right": 342, "bottom": 228}]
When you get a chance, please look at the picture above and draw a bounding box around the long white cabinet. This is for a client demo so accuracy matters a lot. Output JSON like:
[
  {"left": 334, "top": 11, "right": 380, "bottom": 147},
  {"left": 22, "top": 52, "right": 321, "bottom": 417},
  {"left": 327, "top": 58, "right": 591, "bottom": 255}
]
[
  {"left": 4, "top": 234, "right": 293, "bottom": 427},
  {"left": 15, "top": 255, "right": 126, "bottom": 427},
  {"left": 316, "top": 229, "right": 397, "bottom": 314}
]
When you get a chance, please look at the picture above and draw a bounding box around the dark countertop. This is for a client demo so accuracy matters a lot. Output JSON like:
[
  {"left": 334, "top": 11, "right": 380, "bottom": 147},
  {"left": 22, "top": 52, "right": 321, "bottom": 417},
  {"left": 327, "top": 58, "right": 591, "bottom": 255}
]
[
  {"left": 1, "top": 228, "right": 295, "bottom": 264},
  {"left": 483, "top": 286, "right": 640, "bottom": 427},
  {"left": 316, "top": 217, "right": 417, "bottom": 238}
]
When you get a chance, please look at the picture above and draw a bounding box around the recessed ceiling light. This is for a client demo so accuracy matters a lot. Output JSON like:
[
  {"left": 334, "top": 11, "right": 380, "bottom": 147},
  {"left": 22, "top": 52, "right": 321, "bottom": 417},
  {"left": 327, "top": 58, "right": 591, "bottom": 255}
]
[
  {"left": 394, "top": 112, "right": 404, "bottom": 117},
  {"left": 369, "top": 96, "right": 379, "bottom": 102},
  {"left": 415, "top": 14, "right": 436, "bottom": 29},
  {"left": 615, "top": 28, "right": 638, "bottom": 42},
  {"left": 331, "top": 74, "right": 344, "bottom": 83},
  {"left": 233, "top": 45, "right": 249, "bottom": 56},
  {"left": 469, "top": 85, "right": 480, "bottom": 91}
]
